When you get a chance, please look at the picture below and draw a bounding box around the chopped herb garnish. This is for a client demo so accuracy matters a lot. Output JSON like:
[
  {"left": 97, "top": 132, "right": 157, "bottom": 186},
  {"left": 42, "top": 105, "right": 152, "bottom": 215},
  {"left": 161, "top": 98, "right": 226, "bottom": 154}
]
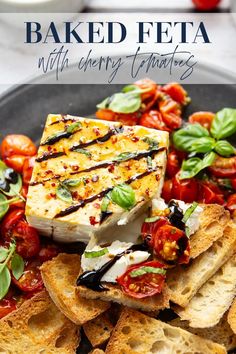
[
  {"left": 144, "top": 216, "right": 160, "bottom": 223},
  {"left": 66, "top": 121, "right": 82, "bottom": 134},
  {"left": 85, "top": 248, "right": 109, "bottom": 258},
  {"left": 130, "top": 266, "right": 166, "bottom": 278},
  {"left": 62, "top": 178, "right": 83, "bottom": 187},
  {"left": 101, "top": 194, "right": 111, "bottom": 213},
  {"left": 73, "top": 148, "right": 92, "bottom": 157},
  {"left": 182, "top": 202, "right": 199, "bottom": 223},
  {"left": 114, "top": 152, "right": 136, "bottom": 162},
  {"left": 142, "top": 137, "right": 159, "bottom": 150},
  {"left": 56, "top": 183, "right": 73, "bottom": 203}
]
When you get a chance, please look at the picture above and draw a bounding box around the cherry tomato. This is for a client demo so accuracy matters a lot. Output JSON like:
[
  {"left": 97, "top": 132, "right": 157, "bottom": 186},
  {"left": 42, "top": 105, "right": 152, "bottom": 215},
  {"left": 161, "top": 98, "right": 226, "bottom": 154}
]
[
  {"left": 208, "top": 156, "right": 236, "bottom": 178},
  {"left": 162, "top": 113, "right": 182, "bottom": 131},
  {"left": 134, "top": 78, "right": 158, "bottom": 101},
  {"left": 162, "top": 83, "right": 189, "bottom": 105},
  {"left": 117, "top": 260, "right": 166, "bottom": 299},
  {"left": 166, "top": 151, "right": 181, "bottom": 178},
  {"left": 159, "top": 96, "right": 182, "bottom": 116},
  {"left": 11, "top": 220, "right": 40, "bottom": 259},
  {"left": 4, "top": 155, "right": 27, "bottom": 174},
  {"left": 140, "top": 110, "right": 170, "bottom": 131},
  {"left": 153, "top": 225, "right": 190, "bottom": 264},
  {"left": 198, "top": 181, "right": 225, "bottom": 205},
  {"left": 161, "top": 180, "right": 173, "bottom": 203},
  {"left": 192, "top": 0, "right": 221, "bottom": 10},
  {"left": 141, "top": 217, "right": 170, "bottom": 248},
  {"left": 172, "top": 172, "right": 198, "bottom": 203},
  {"left": 9, "top": 185, "right": 28, "bottom": 210},
  {"left": 96, "top": 109, "right": 116, "bottom": 121},
  {"left": 226, "top": 194, "right": 236, "bottom": 213},
  {"left": 189, "top": 112, "right": 215, "bottom": 130},
  {"left": 231, "top": 179, "right": 236, "bottom": 191},
  {"left": 38, "top": 244, "right": 61, "bottom": 263},
  {"left": 22, "top": 156, "right": 36, "bottom": 185},
  {"left": 0, "top": 298, "right": 17, "bottom": 319},
  {"left": 0, "top": 208, "right": 25, "bottom": 240},
  {"left": 96, "top": 109, "right": 139, "bottom": 126},
  {"left": 12, "top": 260, "right": 43, "bottom": 293},
  {"left": 0, "top": 134, "right": 37, "bottom": 159}
]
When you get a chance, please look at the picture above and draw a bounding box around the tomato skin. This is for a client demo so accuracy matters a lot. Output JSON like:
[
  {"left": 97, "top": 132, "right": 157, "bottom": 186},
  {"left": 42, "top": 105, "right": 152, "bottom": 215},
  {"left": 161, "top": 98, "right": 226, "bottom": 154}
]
[
  {"left": 198, "top": 181, "right": 225, "bottom": 205},
  {"left": 96, "top": 109, "right": 139, "bottom": 126},
  {"left": 12, "top": 220, "right": 40, "bottom": 259},
  {"left": 189, "top": 111, "right": 215, "bottom": 130},
  {"left": 4, "top": 155, "right": 26, "bottom": 174},
  {"left": 172, "top": 173, "right": 198, "bottom": 203},
  {"left": 22, "top": 156, "right": 36, "bottom": 185},
  {"left": 209, "top": 156, "right": 236, "bottom": 178},
  {"left": 96, "top": 109, "right": 116, "bottom": 121},
  {"left": 161, "top": 179, "right": 173, "bottom": 203},
  {"left": 0, "top": 208, "right": 25, "bottom": 240},
  {"left": 162, "top": 83, "right": 188, "bottom": 105},
  {"left": 0, "top": 298, "right": 17, "bottom": 319},
  {"left": 153, "top": 225, "right": 190, "bottom": 264},
  {"left": 162, "top": 113, "right": 182, "bottom": 131},
  {"left": 117, "top": 260, "right": 166, "bottom": 299},
  {"left": 12, "top": 260, "right": 43, "bottom": 293},
  {"left": 231, "top": 179, "right": 236, "bottom": 191},
  {"left": 140, "top": 110, "right": 170, "bottom": 131},
  {"left": 226, "top": 194, "right": 236, "bottom": 213},
  {"left": 166, "top": 151, "right": 181, "bottom": 178},
  {"left": 192, "top": 0, "right": 221, "bottom": 10},
  {"left": 0, "top": 134, "right": 37, "bottom": 159},
  {"left": 141, "top": 217, "right": 170, "bottom": 248},
  {"left": 38, "top": 244, "right": 61, "bottom": 263},
  {"left": 134, "top": 78, "right": 158, "bottom": 101}
]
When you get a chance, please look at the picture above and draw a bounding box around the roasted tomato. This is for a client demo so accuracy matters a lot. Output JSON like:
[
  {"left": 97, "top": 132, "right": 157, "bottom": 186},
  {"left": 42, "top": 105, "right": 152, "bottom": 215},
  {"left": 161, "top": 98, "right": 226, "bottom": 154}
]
[
  {"left": 22, "top": 156, "right": 36, "bottom": 185},
  {"left": 198, "top": 181, "right": 225, "bottom": 205},
  {"left": 208, "top": 156, "right": 236, "bottom": 178},
  {"left": 162, "top": 83, "right": 189, "bottom": 105},
  {"left": 38, "top": 244, "right": 61, "bottom": 262},
  {"left": 161, "top": 179, "right": 173, "bottom": 203},
  {"left": 12, "top": 260, "right": 43, "bottom": 293},
  {"left": 96, "top": 109, "right": 116, "bottom": 121},
  {"left": 1, "top": 209, "right": 40, "bottom": 259},
  {"left": 140, "top": 110, "right": 169, "bottom": 131},
  {"left": 4, "top": 155, "right": 27, "bottom": 174},
  {"left": 0, "top": 135, "right": 37, "bottom": 159},
  {"left": 172, "top": 172, "right": 198, "bottom": 203},
  {"left": 226, "top": 194, "right": 236, "bottom": 213},
  {"left": 0, "top": 298, "right": 17, "bottom": 319},
  {"left": 117, "top": 260, "right": 166, "bottom": 299},
  {"left": 192, "top": 0, "right": 221, "bottom": 10},
  {"left": 166, "top": 150, "right": 181, "bottom": 178},
  {"left": 231, "top": 179, "right": 236, "bottom": 191},
  {"left": 141, "top": 217, "right": 170, "bottom": 247},
  {"left": 96, "top": 109, "right": 139, "bottom": 125},
  {"left": 134, "top": 78, "right": 158, "bottom": 101},
  {"left": 188, "top": 111, "right": 215, "bottom": 130},
  {"left": 153, "top": 225, "right": 190, "bottom": 264}
]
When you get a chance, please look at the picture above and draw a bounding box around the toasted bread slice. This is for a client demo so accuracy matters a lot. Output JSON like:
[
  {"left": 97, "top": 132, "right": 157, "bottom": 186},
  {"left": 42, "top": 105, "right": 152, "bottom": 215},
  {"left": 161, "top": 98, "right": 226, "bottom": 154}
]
[
  {"left": 228, "top": 298, "right": 236, "bottom": 334},
  {"left": 83, "top": 311, "right": 114, "bottom": 348},
  {"left": 0, "top": 290, "right": 79, "bottom": 353},
  {"left": 90, "top": 350, "right": 105, "bottom": 354},
  {"left": 105, "top": 308, "right": 226, "bottom": 353},
  {"left": 176, "top": 254, "right": 236, "bottom": 328},
  {"left": 77, "top": 283, "right": 169, "bottom": 313},
  {"left": 190, "top": 204, "right": 230, "bottom": 259},
  {"left": 40, "top": 253, "right": 110, "bottom": 325},
  {"left": 169, "top": 313, "right": 236, "bottom": 351},
  {"left": 167, "top": 224, "right": 236, "bottom": 307}
]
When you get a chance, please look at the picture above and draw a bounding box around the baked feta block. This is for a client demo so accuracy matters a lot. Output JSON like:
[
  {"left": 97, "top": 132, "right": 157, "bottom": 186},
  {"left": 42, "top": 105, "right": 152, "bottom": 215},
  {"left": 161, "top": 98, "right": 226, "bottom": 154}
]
[{"left": 26, "top": 114, "right": 169, "bottom": 243}]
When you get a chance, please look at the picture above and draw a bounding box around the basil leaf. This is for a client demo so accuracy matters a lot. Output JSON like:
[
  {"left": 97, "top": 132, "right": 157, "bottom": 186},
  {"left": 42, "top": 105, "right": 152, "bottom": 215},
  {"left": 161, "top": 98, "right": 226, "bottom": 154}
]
[
  {"left": 101, "top": 195, "right": 110, "bottom": 213},
  {"left": 185, "top": 226, "right": 191, "bottom": 238},
  {"left": 66, "top": 121, "right": 82, "bottom": 134},
  {"left": 180, "top": 152, "right": 216, "bottom": 179},
  {"left": 142, "top": 137, "right": 159, "bottom": 150},
  {"left": 214, "top": 140, "right": 236, "bottom": 157},
  {"left": 0, "top": 266, "right": 11, "bottom": 300},
  {"left": 144, "top": 216, "right": 160, "bottom": 223},
  {"left": 11, "top": 254, "right": 24, "bottom": 280},
  {"left": 73, "top": 148, "right": 91, "bottom": 157},
  {"left": 85, "top": 248, "right": 109, "bottom": 258},
  {"left": 56, "top": 184, "right": 72, "bottom": 203},
  {"left": 217, "top": 178, "right": 233, "bottom": 190},
  {"left": 182, "top": 202, "right": 199, "bottom": 223},
  {"left": 115, "top": 152, "right": 136, "bottom": 162},
  {"left": 0, "top": 193, "right": 9, "bottom": 219},
  {"left": 190, "top": 137, "right": 215, "bottom": 154},
  {"left": 211, "top": 108, "right": 236, "bottom": 140},
  {"left": 130, "top": 266, "right": 166, "bottom": 278},
  {"left": 97, "top": 92, "right": 141, "bottom": 114},
  {"left": 122, "top": 84, "right": 142, "bottom": 93},
  {"left": 147, "top": 156, "right": 153, "bottom": 169},
  {"left": 62, "top": 178, "right": 82, "bottom": 187},
  {"left": 0, "top": 247, "right": 9, "bottom": 263},
  {"left": 3, "top": 174, "right": 22, "bottom": 197},
  {"left": 110, "top": 184, "right": 136, "bottom": 210},
  {"left": 173, "top": 124, "right": 209, "bottom": 152}
]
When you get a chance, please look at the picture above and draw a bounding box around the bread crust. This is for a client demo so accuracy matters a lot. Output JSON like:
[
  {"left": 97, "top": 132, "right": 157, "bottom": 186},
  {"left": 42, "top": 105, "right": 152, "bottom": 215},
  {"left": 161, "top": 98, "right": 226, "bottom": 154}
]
[{"left": 228, "top": 298, "right": 236, "bottom": 334}]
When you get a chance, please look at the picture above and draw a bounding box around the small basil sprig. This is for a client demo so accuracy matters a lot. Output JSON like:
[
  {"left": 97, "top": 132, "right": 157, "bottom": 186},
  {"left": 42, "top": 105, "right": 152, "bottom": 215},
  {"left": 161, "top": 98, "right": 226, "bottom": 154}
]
[
  {"left": 97, "top": 85, "right": 151, "bottom": 114},
  {"left": 56, "top": 183, "right": 73, "bottom": 203},
  {"left": 110, "top": 184, "right": 136, "bottom": 210},
  {"left": 73, "top": 148, "right": 91, "bottom": 157},
  {"left": 0, "top": 243, "right": 24, "bottom": 300},
  {"left": 210, "top": 108, "right": 236, "bottom": 140},
  {"left": 130, "top": 266, "right": 166, "bottom": 278},
  {"left": 173, "top": 124, "right": 210, "bottom": 152},
  {"left": 214, "top": 140, "right": 236, "bottom": 157},
  {"left": 142, "top": 137, "right": 159, "bottom": 150},
  {"left": 85, "top": 248, "right": 109, "bottom": 258},
  {"left": 180, "top": 152, "right": 216, "bottom": 179}
]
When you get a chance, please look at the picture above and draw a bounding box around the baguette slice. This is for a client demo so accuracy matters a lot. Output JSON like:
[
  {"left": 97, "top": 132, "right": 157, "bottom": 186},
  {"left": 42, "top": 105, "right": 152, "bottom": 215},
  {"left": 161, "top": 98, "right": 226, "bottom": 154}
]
[
  {"left": 176, "top": 254, "right": 236, "bottom": 328},
  {"left": 83, "top": 311, "right": 114, "bottom": 348},
  {"left": 0, "top": 290, "right": 79, "bottom": 353},
  {"left": 167, "top": 224, "right": 236, "bottom": 307},
  {"left": 105, "top": 308, "right": 226, "bottom": 353},
  {"left": 169, "top": 313, "right": 236, "bottom": 351},
  {"left": 190, "top": 204, "right": 230, "bottom": 259},
  {"left": 40, "top": 253, "right": 110, "bottom": 325},
  {"left": 228, "top": 298, "right": 236, "bottom": 334},
  {"left": 77, "top": 283, "right": 169, "bottom": 313}
]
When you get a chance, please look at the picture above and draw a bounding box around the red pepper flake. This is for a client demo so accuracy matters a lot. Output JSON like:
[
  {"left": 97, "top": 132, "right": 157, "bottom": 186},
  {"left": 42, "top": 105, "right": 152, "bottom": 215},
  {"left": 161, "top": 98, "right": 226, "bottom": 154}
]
[
  {"left": 155, "top": 175, "right": 160, "bottom": 181},
  {"left": 51, "top": 182, "right": 56, "bottom": 187},
  {"left": 93, "top": 127, "right": 100, "bottom": 136},
  {"left": 131, "top": 137, "right": 139, "bottom": 142},
  {"left": 145, "top": 188, "right": 150, "bottom": 197},
  {"left": 85, "top": 178, "right": 90, "bottom": 184},
  {"left": 47, "top": 146, "right": 52, "bottom": 151},
  {"left": 45, "top": 170, "right": 53, "bottom": 175},
  {"left": 71, "top": 165, "right": 79, "bottom": 172},
  {"left": 72, "top": 191, "right": 78, "bottom": 198},
  {"left": 63, "top": 165, "right": 68, "bottom": 170},
  {"left": 89, "top": 216, "right": 99, "bottom": 225},
  {"left": 92, "top": 175, "right": 99, "bottom": 182},
  {"left": 94, "top": 203, "right": 100, "bottom": 209},
  {"left": 108, "top": 164, "right": 115, "bottom": 173},
  {"left": 49, "top": 193, "right": 56, "bottom": 199},
  {"left": 111, "top": 136, "right": 117, "bottom": 144}
]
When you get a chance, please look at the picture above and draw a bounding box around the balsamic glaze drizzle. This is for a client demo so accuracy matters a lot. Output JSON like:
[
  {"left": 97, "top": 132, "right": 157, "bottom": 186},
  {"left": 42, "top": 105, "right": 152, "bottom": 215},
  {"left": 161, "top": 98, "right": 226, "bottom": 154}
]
[
  {"left": 168, "top": 200, "right": 185, "bottom": 231},
  {"left": 36, "top": 151, "right": 65, "bottom": 163},
  {"left": 41, "top": 131, "right": 73, "bottom": 146},
  {"left": 77, "top": 243, "right": 149, "bottom": 292}
]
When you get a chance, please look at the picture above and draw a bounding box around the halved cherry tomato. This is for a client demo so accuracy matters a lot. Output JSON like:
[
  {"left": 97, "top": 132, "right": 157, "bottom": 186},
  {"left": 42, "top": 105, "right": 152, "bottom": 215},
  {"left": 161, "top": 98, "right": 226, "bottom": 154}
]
[
  {"left": 153, "top": 225, "right": 190, "bottom": 264},
  {"left": 141, "top": 217, "right": 170, "bottom": 248},
  {"left": 166, "top": 150, "right": 181, "bottom": 178},
  {"left": 117, "top": 260, "right": 166, "bottom": 299},
  {"left": 208, "top": 156, "right": 236, "bottom": 178},
  {"left": 192, "top": 0, "right": 221, "bottom": 10},
  {"left": 140, "top": 110, "right": 170, "bottom": 131},
  {"left": 96, "top": 109, "right": 139, "bottom": 126},
  {"left": 38, "top": 244, "right": 61, "bottom": 262},
  {"left": 172, "top": 172, "right": 198, "bottom": 203},
  {"left": 0, "top": 298, "right": 17, "bottom": 319},
  {"left": 22, "top": 156, "right": 36, "bottom": 185},
  {"left": 226, "top": 194, "right": 236, "bottom": 213},
  {"left": 162, "top": 113, "right": 182, "bottom": 131},
  {"left": 4, "top": 155, "right": 27, "bottom": 174},
  {"left": 189, "top": 111, "right": 215, "bottom": 130},
  {"left": 159, "top": 96, "right": 182, "bottom": 116},
  {"left": 231, "top": 179, "right": 236, "bottom": 191},
  {"left": 12, "top": 260, "right": 43, "bottom": 293},
  {"left": 134, "top": 78, "right": 158, "bottom": 102},
  {"left": 161, "top": 179, "right": 173, "bottom": 203},
  {"left": 0, "top": 208, "right": 25, "bottom": 240},
  {"left": 162, "top": 83, "right": 189, "bottom": 105},
  {"left": 198, "top": 181, "right": 225, "bottom": 205},
  {"left": 96, "top": 109, "right": 116, "bottom": 121},
  {"left": 0, "top": 134, "right": 37, "bottom": 159}
]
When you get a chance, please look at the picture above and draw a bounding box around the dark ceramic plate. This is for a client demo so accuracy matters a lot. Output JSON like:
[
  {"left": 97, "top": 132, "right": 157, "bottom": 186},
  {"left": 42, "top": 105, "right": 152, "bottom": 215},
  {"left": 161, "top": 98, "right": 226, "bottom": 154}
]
[{"left": 0, "top": 69, "right": 236, "bottom": 353}]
